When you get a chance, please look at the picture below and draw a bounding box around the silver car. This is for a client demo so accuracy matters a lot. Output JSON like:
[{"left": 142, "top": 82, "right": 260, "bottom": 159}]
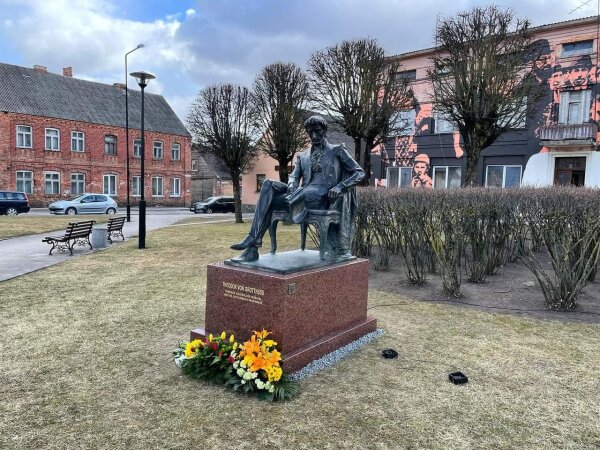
[{"left": 48, "top": 194, "right": 118, "bottom": 215}]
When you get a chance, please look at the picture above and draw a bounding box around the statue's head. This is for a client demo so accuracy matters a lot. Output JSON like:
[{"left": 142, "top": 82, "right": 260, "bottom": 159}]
[{"left": 304, "top": 115, "right": 328, "bottom": 147}]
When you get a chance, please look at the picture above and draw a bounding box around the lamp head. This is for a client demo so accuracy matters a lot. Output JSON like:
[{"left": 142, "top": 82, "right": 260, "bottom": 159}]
[
  {"left": 137, "top": 43, "right": 145, "bottom": 49},
  {"left": 129, "top": 70, "right": 155, "bottom": 88}
]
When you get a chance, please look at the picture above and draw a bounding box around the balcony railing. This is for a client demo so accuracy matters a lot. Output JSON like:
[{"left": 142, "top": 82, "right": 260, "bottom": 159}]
[{"left": 538, "top": 123, "right": 597, "bottom": 146}]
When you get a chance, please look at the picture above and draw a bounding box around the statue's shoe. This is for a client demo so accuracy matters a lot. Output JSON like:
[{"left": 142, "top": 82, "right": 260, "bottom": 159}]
[
  {"left": 230, "top": 246, "right": 259, "bottom": 262},
  {"left": 230, "top": 235, "right": 262, "bottom": 250}
]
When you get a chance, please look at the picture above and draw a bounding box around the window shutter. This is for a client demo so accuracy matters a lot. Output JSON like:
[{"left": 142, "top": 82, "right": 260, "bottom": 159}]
[
  {"left": 581, "top": 89, "right": 591, "bottom": 122},
  {"left": 558, "top": 91, "right": 569, "bottom": 124}
]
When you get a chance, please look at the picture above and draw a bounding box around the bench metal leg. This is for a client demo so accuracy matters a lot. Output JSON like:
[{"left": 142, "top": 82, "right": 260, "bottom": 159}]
[
  {"left": 269, "top": 219, "right": 279, "bottom": 254},
  {"left": 300, "top": 223, "right": 308, "bottom": 251}
]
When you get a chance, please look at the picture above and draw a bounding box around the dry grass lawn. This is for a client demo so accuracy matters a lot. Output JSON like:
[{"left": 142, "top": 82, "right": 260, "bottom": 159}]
[
  {"left": 0, "top": 215, "right": 110, "bottom": 239},
  {"left": 1, "top": 222, "right": 599, "bottom": 449}
]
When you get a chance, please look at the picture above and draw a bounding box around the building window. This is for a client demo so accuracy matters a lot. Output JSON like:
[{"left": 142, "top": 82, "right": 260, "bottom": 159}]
[
  {"left": 433, "top": 166, "right": 461, "bottom": 189},
  {"left": 104, "top": 135, "right": 117, "bottom": 155},
  {"left": 45, "top": 128, "right": 60, "bottom": 151},
  {"left": 16, "top": 171, "right": 33, "bottom": 194},
  {"left": 395, "top": 69, "right": 416, "bottom": 82},
  {"left": 171, "top": 143, "right": 181, "bottom": 161},
  {"left": 433, "top": 112, "right": 456, "bottom": 134},
  {"left": 132, "top": 176, "right": 141, "bottom": 196},
  {"left": 485, "top": 165, "right": 522, "bottom": 188},
  {"left": 17, "top": 125, "right": 32, "bottom": 148},
  {"left": 71, "top": 131, "right": 85, "bottom": 152},
  {"left": 191, "top": 159, "right": 198, "bottom": 171},
  {"left": 103, "top": 174, "right": 117, "bottom": 196},
  {"left": 133, "top": 139, "right": 142, "bottom": 158},
  {"left": 71, "top": 173, "right": 86, "bottom": 195},
  {"left": 171, "top": 178, "right": 181, "bottom": 197},
  {"left": 153, "top": 141, "right": 163, "bottom": 159},
  {"left": 386, "top": 167, "right": 413, "bottom": 188},
  {"left": 393, "top": 109, "right": 416, "bottom": 135},
  {"left": 256, "top": 174, "right": 266, "bottom": 192},
  {"left": 562, "top": 40, "right": 593, "bottom": 57},
  {"left": 559, "top": 90, "right": 591, "bottom": 124},
  {"left": 152, "top": 176, "right": 164, "bottom": 196},
  {"left": 44, "top": 172, "right": 60, "bottom": 194}
]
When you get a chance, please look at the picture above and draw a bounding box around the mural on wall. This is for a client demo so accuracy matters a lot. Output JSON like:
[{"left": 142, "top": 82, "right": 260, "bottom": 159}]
[{"left": 411, "top": 153, "right": 432, "bottom": 188}]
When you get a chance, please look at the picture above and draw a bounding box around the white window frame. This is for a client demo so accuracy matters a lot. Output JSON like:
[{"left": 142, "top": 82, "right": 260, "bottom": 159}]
[
  {"left": 104, "top": 135, "right": 117, "bottom": 155},
  {"left": 16, "top": 125, "right": 32, "bottom": 148},
  {"left": 71, "top": 131, "right": 85, "bottom": 152},
  {"left": 170, "top": 177, "right": 181, "bottom": 197},
  {"left": 561, "top": 39, "right": 594, "bottom": 58},
  {"left": 191, "top": 159, "right": 198, "bottom": 171},
  {"left": 485, "top": 165, "right": 522, "bottom": 188},
  {"left": 386, "top": 166, "right": 413, "bottom": 188},
  {"left": 133, "top": 139, "right": 142, "bottom": 158},
  {"left": 152, "top": 176, "right": 164, "bottom": 197},
  {"left": 132, "top": 176, "right": 141, "bottom": 196},
  {"left": 44, "top": 171, "right": 61, "bottom": 194},
  {"left": 70, "top": 173, "right": 86, "bottom": 195},
  {"left": 16, "top": 170, "right": 33, "bottom": 194},
  {"left": 103, "top": 174, "right": 117, "bottom": 196},
  {"left": 433, "top": 112, "right": 456, "bottom": 134},
  {"left": 171, "top": 143, "right": 181, "bottom": 161},
  {"left": 559, "top": 90, "right": 591, "bottom": 125},
  {"left": 432, "top": 166, "right": 462, "bottom": 189},
  {"left": 45, "top": 128, "right": 60, "bottom": 151},
  {"left": 153, "top": 141, "right": 164, "bottom": 159}
]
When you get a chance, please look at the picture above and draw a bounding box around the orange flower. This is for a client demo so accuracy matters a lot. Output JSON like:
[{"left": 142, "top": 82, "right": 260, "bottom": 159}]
[{"left": 253, "top": 329, "right": 271, "bottom": 340}]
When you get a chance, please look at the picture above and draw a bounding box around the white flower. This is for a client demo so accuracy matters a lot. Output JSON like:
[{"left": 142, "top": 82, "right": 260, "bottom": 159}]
[
  {"left": 236, "top": 368, "right": 245, "bottom": 377},
  {"left": 233, "top": 361, "right": 239, "bottom": 369},
  {"left": 241, "top": 379, "right": 246, "bottom": 384},
  {"left": 268, "top": 385, "right": 275, "bottom": 393},
  {"left": 243, "top": 372, "right": 253, "bottom": 381},
  {"left": 174, "top": 356, "right": 185, "bottom": 368},
  {"left": 256, "top": 380, "right": 265, "bottom": 390},
  {"left": 251, "top": 372, "right": 258, "bottom": 379},
  {"left": 240, "top": 361, "right": 247, "bottom": 369}
]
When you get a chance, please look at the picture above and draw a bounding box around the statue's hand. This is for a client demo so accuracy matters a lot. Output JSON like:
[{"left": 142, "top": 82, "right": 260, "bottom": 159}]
[
  {"left": 287, "top": 183, "right": 296, "bottom": 195},
  {"left": 328, "top": 185, "right": 344, "bottom": 199}
]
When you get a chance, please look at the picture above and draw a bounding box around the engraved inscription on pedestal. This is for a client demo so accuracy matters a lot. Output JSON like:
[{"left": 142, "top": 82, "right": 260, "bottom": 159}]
[{"left": 222, "top": 282, "right": 265, "bottom": 305}]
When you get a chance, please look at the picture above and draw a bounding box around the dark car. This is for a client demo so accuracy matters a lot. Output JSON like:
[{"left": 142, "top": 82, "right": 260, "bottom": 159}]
[
  {"left": 190, "top": 196, "right": 235, "bottom": 214},
  {"left": 0, "top": 191, "right": 31, "bottom": 215}
]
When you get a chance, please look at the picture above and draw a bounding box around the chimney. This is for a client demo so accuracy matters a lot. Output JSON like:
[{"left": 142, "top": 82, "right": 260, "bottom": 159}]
[
  {"left": 63, "top": 67, "right": 73, "bottom": 77},
  {"left": 33, "top": 65, "right": 47, "bottom": 74},
  {"left": 113, "top": 83, "right": 126, "bottom": 90}
]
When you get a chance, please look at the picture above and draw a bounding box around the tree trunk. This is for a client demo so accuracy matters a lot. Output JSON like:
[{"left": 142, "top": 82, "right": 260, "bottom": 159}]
[
  {"left": 362, "top": 137, "right": 374, "bottom": 186},
  {"left": 278, "top": 158, "right": 289, "bottom": 184},
  {"left": 232, "top": 176, "right": 243, "bottom": 224},
  {"left": 353, "top": 137, "right": 362, "bottom": 163}
]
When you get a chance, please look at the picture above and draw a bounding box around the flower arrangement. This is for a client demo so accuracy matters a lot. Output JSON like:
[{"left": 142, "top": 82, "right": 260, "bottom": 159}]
[{"left": 174, "top": 330, "right": 298, "bottom": 401}]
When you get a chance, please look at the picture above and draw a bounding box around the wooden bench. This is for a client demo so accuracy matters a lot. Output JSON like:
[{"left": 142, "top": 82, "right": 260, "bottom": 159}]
[
  {"left": 107, "top": 216, "right": 126, "bottom": 243},
  {"left": 42, "top": 220, "right": 96, "bottom": 255},
  {"left": 269, "top": 209, "right": 341, "bottom": 260}
]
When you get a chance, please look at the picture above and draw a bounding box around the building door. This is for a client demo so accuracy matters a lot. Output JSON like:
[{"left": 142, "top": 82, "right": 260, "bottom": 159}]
[{"left": 554, "top": 157, "right": 586, "bottom": 186}]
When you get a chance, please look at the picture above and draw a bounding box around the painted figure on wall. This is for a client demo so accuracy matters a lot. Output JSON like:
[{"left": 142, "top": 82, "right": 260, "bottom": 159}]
[
  {"left": 230, "top": 115, "right": 365, "bottom": 262},
  {"left": 411, "top": 154, "right": 432, "bottom": 188}
]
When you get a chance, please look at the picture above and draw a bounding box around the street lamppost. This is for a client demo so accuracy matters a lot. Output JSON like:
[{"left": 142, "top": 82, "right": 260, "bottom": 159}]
[
  {"left": 125, "top": 44, "right": 145, "bottom": 223},
  {"left": 129, "top": 70, "right": 155, "bottom": 249}
]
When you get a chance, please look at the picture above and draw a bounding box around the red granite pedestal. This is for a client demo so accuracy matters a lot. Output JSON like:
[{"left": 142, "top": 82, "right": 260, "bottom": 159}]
[{"left": 191, "top": 257, "right": 376, "bottom": 373}]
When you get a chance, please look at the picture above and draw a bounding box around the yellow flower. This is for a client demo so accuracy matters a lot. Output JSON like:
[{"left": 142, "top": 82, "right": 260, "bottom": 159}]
[
  {"left": 262, "top": 339, "right": 277, "bottom": 348},
  {"left": 208, "top": 333, "right": 214, "bottom": 342},
  {"left": 220, "top": 331, "right": 226, "bottom": 340},
  {"left": 184, "top": 339, "right": 203, "bottom": 358},
  {"left": 265, "top": 365, "right": 282, "bottom": 382},
  {"left": 233, "top": 342, "right": 238, "bottom": 350},
  {"left": 254, "top": 329, "right": 271, "bottom": 340},
  {"left": 229, "top": 334, "right": 235, "bottom": 343}
]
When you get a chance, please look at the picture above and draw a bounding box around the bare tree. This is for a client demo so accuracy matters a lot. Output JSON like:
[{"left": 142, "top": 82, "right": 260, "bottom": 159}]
[
  {"left": 308, "top": 38, "right": 413, "bottom": 185},
  {"left": 428, "top": 6, "right": 542, "bottom": 186},
  {"left": 253, "top": 62, "right": 310, "bottom": 184},
  {"left": 187, "top": 84, "right": 259, "bottom": 223}
]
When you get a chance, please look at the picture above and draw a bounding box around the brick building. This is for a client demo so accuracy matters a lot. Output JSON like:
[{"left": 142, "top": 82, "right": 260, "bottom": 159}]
[{"left": 0, "top": 62, "right": 192, "bottom": 207}]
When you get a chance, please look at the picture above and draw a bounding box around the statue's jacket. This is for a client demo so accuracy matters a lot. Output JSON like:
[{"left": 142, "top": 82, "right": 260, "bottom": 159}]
[{"left": 287, "top": 141, "right": 365, "bottom": 254}]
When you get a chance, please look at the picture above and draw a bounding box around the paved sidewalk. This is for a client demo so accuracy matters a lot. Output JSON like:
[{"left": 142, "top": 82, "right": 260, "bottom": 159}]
[{"left": 0, "top": 214, "right": 192, "bottom": 282}]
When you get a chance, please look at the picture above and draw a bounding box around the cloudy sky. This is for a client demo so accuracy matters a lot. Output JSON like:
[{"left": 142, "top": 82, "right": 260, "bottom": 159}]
[{"left": 0, "top": 0, "right": 597, "bottom": 123}]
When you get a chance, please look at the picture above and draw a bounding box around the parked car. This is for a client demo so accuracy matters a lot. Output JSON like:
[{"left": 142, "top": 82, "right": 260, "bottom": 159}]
[
  {"left": 48, "top": 194, "right": 118, "bottom": 215},
  {"left": 0, "top": 191, "right": 31, "bottom": 215},
  {"left": 190, "top": 196, "right": 235, "bottom": 214}
]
